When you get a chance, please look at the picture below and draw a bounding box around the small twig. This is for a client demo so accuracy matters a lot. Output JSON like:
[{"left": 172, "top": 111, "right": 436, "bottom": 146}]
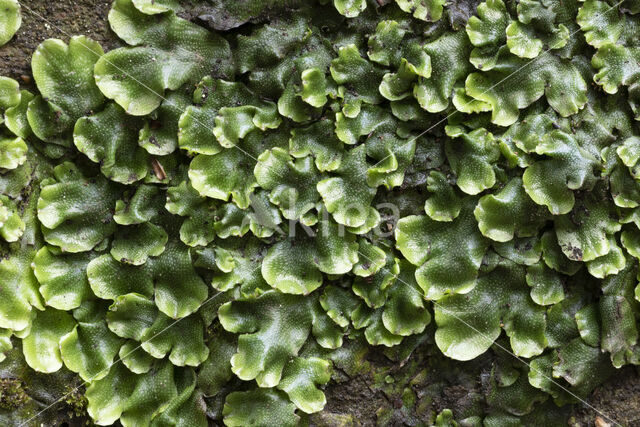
[{"left": 151, "top": 158, "right": 166, "bottom": 180}]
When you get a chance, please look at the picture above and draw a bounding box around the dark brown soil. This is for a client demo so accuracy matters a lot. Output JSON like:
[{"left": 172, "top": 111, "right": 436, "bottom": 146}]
[
  {"left": 570, "top": 367, "right": 640, "bottom": 426},
  {"left": 1, "top": 1, "right": 639, "bottom": 426},
  {"left": 0, "top": 0, "right": 119, "bottom": 80}
]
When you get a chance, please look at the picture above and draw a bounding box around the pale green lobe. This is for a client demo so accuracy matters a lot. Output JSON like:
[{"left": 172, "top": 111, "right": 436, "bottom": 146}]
[
  {"left": 554, "top": 184, "right": 620, "bottom": 262},
  {"left": 465, "top": 53, "right": 587, "bottom": 126},
  {"left": 494, "top": 236, "right": 542, "bottom": 266},
  {"left": 317, "top": 145, "right": 377, "bottom": 228},
  {"left": 592, "top": 44, "right": 640, "bottom": 95},
  {"left": 147, "top": 240, "right": 209, "bottom": 319},
  {"left": 381, "top": 261, "right": 431, "bottom": 336},
  {"left": 334, "top": 104, "right": 393, "bottom": 145},
  {"left": 0, "top": 76, "right": 20, "bottom": 109},
  {"left": 278, "top": 75, "right": 320, "bottom": 123},
  {"left": 465, "top": 0, "right": 508, "bottom": 48},
  {"left": 523, "top": 131, "right": 599, "bottom": 215},
  {"left": 262, "top": 218, "right": 358, "bottom": 295},
  {"left": 395, "top": 199, "right": 488, "bottom": 300},
  {"left": 254, "top": 147, "right": 321, "bottom": 221},
  {"left": 204, "top": 237, "right": 270, "bottom": 297},
  {"left": 452, "top": 85, "right": 492, "bottom": 114},
  {"left": 74, "top": 102, "right": 149, "bottom": 184},
  {"left": 189, "top": 149, "right": 258, "bottom": 209},
  {"left": 0, "top": 194, "right": 25, "bottom": 242},
  {"left": 88, "top": 255, "right": 154, "bottom": 300},
  {"left": 474, "top": 177, "right": 547, "bottom": 242},
  {"left": 152, "top": 370, "right": 207, "bottom": 427},
  {"left": 37, "top": 162, "right": 120, "bottom": 253},
  {"left": 110, "top": 223, "right": 168, "bottom": 266},
  {"left": 0, "top": 247, "right": 43, "bottom": 332},
  {"left": 351, "top": 304, "right": 404, "bottom": 347},
  {"left": 232, "top": 14, "right": 308, "bottom": 79},
  {"left": 414, "top": 31, "right": 472, "bottom": 113},
  {"left": 223, "top": 388, "right": 299, "bottom": 427},
  {"left": 380, "top": 59, "right": 418, "bottom": 101},
  {"left": 22, "top": 307, "right": 75, "bottom": 373},
  {"left": 106, "top": 293, "right": 157, "bottom": 341},
  {"left": 120, "top": 341, "right": 154, "bottom": 374},
  {"left": 353, "top": 239, "right": 386, "bottom": 277},
  {"left": 138, "top": 89, "right": 190, "bottom": 156},
  {"left": 0, "top": 136, "right": 27, "bottom": 170},
  {"left": 300, "top": 68, "right": 328, "bottom": 108},
  {"left": 575, "top": 304, "right": 600, "bottom": 347},
  {"left": 365, "top": 130, "right": 416, "bottom": 190},
  {"left": 435, "top": 261, "right": 546, "bottom": 360},
  {"left": 320, "top": 285, "right": 360, "bottom": 328},
  {"left": 289, "top": 119, "right": 344, "bottom": 172},
  {"left": 28, "top": 36, "right": 105, "bottom": 142},
  {"left": 601, "top": 294, "right": 638, "bottom": 368},
  {"left": 95, "top": 0, "right": 232, "bottom": 116},
  {"left": 617, "top": 136, "right": 640, "bottom": 174},
  {"left": 395, "top": 0, "right": 445, "bottom": 21},
  {"left": 105, "top": 292, "right": 208, "bottom": 367},
  {"left": 603, "top": 144, "right": 640, "bottom": 208},
  {"left": 506, "top": 21, "right": 543, "bottom": 59},
  {"left": 586, "top": 237, "right": 626, "bottom": 279},
  {"left": 32, "top": 246, "right": 94, "bottom": 310},
  {"left": 333, "top": 0, "right": 367, "bottom": 17},
  {"left": 330, "top": 44, "right": 385, "bottom": 116},
  {"left": 4, "top": 89, "right": 35, "bottom": 138},
  {"left": 368, "top": 20, "right": 405, "bottom": 66},
  {"left": 132, "top": 0, "right": 180, "bottom": 14},
  {"left": 60, "top": 303, "right": 123, "bottom": 381},
  {"left": 85, "top": 363, "right": 137, "bottom": 425},
  {"left": 214, "top": 103, "right": 281, "bottom": 148},
  {"left": 501, "top": 112, "right": 556, "bottom": 154},
  {"left": 0, "top": 0, "right": 21, "bottom": 46},
  {"left": 621, "top": 227, "right": 640, "bottom": 259},
  {"left": 218, "top": 291, "right": 312, "bottom": 387},
  {"left": 189, "top": 130, "right": 286, "bottom": 209},
  {"left": 311, "top": 299, "right": 346, "bottom": 349},
  {"left": 166, "top": 180, "right": 217, "bottom": 247},
  {"left": 577, "top": 0, "right": 623, "bottom": 48},
  {"left": 424, "top": 171, "right": 462, "bottom": 222},
  {"left": 445, "top": 127, "right": 500, "bottom": 195},
  {"left": 597, "top": 36, "right": 632, "bottom": 89},
  {"left": 113, "top": 185, "right": 164, "bottom": 225},
  {"left": 86, "top": 361, "right": 179, "bottom": 427},
  {"left": 181, "top": 76, "right": 281, "bottom": 151},
  {"left": 140, "top": 312, "right": 209, "bottom": 367},
  {"left": 530, "top": 338, "right": 612, "bottom": 402},
  {"left": 540, "top": 230, "right": 582, "bottom": 276},
  {"left": 277, "top": 357, "right": 332, "bottom": 414},
  {"left": 600, "top": 262, "right": 638, "bottom": 367},
  {"left": 345, "top": 205, "right": 381, "bottom": 235},
  {"left": 89, "top": 240, "right": 207, "bottom": 319},
  {"left": 353, "top": 253, "right": 399, "bottom": 309},
  {"left": 525, "top": 263, "right": 565, "bottom": 306}
]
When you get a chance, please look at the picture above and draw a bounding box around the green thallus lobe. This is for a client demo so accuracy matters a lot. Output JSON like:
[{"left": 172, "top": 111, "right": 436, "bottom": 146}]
[{"left": 0, "top": 0, "right": 638, "bottom": 425}]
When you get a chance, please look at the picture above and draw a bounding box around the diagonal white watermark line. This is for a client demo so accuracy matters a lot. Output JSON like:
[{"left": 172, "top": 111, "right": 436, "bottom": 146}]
[
  {"left": 18, "top": 284, "right": 238, "bottom": 427},
  {"left": 369, "top": 0, "right": 626, "bottom": 170},
  {"left": 354, "top": 249, "right": 622, "bottom": 426},
  {"left": 19, "top": 3, "right": 260, "bottom": 163},
  {"left": 18, "top": 1, "right": 625, "bottom": 425}
]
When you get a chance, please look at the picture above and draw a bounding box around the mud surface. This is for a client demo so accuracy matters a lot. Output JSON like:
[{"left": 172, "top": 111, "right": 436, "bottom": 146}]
[
  {"left": 570, "top": 367, "right": 640, "bottom": 426},
  {"left": 0, "top": 0, "right": 119, "bottom": 80},
  {"left": 1, "top": 1, "right": 638, "bottom": 425}
]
